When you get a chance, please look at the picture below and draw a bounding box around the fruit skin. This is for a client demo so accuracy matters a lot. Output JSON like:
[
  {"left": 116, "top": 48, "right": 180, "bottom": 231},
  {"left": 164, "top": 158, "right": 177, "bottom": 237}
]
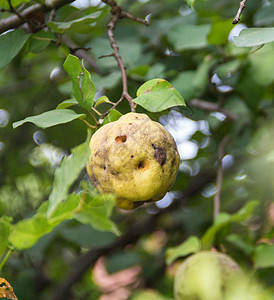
[
  {"left": 174, "top": 251, "right": 243, "bottom": 300},
  {"left": 86, "top": 113, "right": 180, "bottom": 210}
]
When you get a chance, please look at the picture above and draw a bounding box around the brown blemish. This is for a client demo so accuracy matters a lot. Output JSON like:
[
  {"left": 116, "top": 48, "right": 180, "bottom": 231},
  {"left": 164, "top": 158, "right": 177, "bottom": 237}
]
[
  {"left": 90, "top": 174, "right": 98, "bottom": 187},
  {"left": 129, "top": 123, "right": 132, "bottom": 125},
  {"left": 152, "top": 144, "right": 166, "bottom": 166},
  {"left": 137, "top": 158, "right": 150, "bottom": 171},
  {"left": 109, "top": 168, "right": 119, "bottom": 175},
  {"left": 115, "top": 135, "right": 127, "bottom": 144}
]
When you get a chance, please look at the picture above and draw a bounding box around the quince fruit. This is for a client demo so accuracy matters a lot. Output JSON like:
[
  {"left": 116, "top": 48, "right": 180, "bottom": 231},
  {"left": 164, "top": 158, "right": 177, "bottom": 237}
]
[
  {"left": 174, "top": 251, "right": 243, "bottom": 300},
  {"left": 86, "top": 113, "right": 180, "bottom": 209}
]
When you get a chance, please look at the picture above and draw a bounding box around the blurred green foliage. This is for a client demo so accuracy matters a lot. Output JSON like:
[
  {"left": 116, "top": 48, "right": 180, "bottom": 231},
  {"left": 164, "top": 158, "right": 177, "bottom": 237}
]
[{"left": 0, "top": 0, "right": 274, "bottom": 299}]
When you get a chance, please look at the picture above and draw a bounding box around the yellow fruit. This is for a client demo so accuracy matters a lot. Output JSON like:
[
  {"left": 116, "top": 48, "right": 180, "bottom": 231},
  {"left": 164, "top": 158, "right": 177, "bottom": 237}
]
[
  {"left": 86, "top": 113, "right": 180, "bottom": 209},
  {"left": 174, "top": 251, "right": 243, "bottom": 300}
]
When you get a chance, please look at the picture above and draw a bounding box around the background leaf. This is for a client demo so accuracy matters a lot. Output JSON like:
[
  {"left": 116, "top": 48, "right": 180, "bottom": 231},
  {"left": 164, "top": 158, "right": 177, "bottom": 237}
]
[
  {"left": 166, "top": 236, "right": 201, "bottom": 265},
  {"left": 0, "top": 29, "right": 30, "bottom": 69},
  {"left": 168, "top": 24, "right": 210, "bottom": 51},
  {"left": 234, "top": 28, "right": 274, "bottom": 47},
  {"left": 48, "top": 12, "right": 101, "bottom": 34},
  {"left": 201, "top": 200, "right": 259, "bottom": 249},
  {"left": 254, "top": 244, "right": 274, "bottom": 268},
  {"left": 0, "top": 217, "right": 11, "bottom": 258}
]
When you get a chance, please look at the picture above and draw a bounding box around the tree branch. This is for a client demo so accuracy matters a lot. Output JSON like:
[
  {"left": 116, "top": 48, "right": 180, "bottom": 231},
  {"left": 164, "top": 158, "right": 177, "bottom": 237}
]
[
  {"left": 214, "top": 135, "right": 230, "bottom": 220},
  {"left": 189, "top": 99, "right": 238, "bottom": 121},
  {"left": 99, "top": 0, "right": 148, "bottom": 113},
  {"left": 233, "top": 0, "right": 249, "bottom": 24},
  {"left": 0, "top": 0, "right": 73, "bottom": 34}
]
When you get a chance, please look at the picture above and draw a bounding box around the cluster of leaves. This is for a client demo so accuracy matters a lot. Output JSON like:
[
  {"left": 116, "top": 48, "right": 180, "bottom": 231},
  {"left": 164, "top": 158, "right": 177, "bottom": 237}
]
[{"left": 0, "top": 0, "right": 274, "bottom": 299}]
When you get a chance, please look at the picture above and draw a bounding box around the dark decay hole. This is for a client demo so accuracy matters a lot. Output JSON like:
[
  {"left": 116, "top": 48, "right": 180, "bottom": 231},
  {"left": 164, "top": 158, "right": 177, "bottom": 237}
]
[
  {"left": 115, "top": 135, "right": 127, "bottom": 144},
  {"left": 137, "top": 159, "right": 150, "bottom": 171},
  {"left": 138, "top": 161, "right": 145, "bottom": 169},
  {"left": 131, "top": 155, "right": 134, "bottom": 158}
]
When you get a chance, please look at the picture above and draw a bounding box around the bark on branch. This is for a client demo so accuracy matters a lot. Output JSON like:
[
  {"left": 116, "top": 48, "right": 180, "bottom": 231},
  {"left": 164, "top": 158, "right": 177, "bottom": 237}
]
[
  {"left": 233, "top": 0, "right": 249, "bottom": 24},
  {"left": 190, "top": 99, "right": 238, "bottom": 121},
  {"left": 0, "top": 0, "right": 73, "bottom": 34}
]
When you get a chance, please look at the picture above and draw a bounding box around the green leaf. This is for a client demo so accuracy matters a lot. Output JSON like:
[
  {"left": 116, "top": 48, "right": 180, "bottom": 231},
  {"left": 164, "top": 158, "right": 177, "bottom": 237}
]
[
  {"left": 254, "top": 2, "right": 274, "bottom": 26},
  {"left": 64, "top": 54, "right": 96, "bottom": 111},
  {"left": 134, "top": 78, "right": 185, "bottom": 112},
  {"left": 248, "top": 43, "right": 274, "bottom": 86},
  {"left": 48, "top": 12, "right": 101, "bottom": 34},
  {"left": 0, "top": 29, "right": 30, "bottom": 69},
  {"left": 47, "top": 133, "right": 91, "bottom": 217},
  {"left": 201, "top": 200, "right": 259, "bottom": 250},
  {"left": 166, "top": 236, "right": 201, "bottom": 265},
  {"left": 56, "top": 98, "right": 79, "bottom": 109},
  {"left": 131, "top": 290, "right": 172, "bottom": 300},
  {"left": 234, "top": 28, "right": 274, "bottom": 47},
  {"left": 74, "top": 192, "right": 120, "bottom": 235},
  {"left": 208, "top": 18, "right": 234, "bottom": 45},
  {"left": 0, "top": 217, "right": 11, "bottom": 258},
  {"left": 94, "top": 95, "right": 112, "bottom": 108},
  {"left": 168, "top": 24, "right": 210, "bottom": 51},
  {"left": 216, "top": 59, "right": 242, "bottom": 81},
  {"left": 101, "top": 109, "right": 122, "bottom": 125},
  {"left": 171, "top": 71, "right": 197, "bottom": 101},
  {"left": 49, "top": 193, "right": 81, "bottom": 227},
  {"left": 0, "top": 0, "right": 30, "bottom": 9},
  {"left": 226, "top": 234, "right": 254, "bottom": 256},
  {"left": 192, "top": 55, "right": 216, "bottom": 95},
  {"left": 254, "top": 244, "right": 274, "bottom": 268},
  {"left": 12, "top": 109, "right": 86, "bottom": 129},
  {"left": 186, "top": 0, "right": 195, "bottom": 9},
  {"left": 28, "top": 30, "right": 55, "bottom": 53},
  {"left": 9, "top": 214, "right": 51, "bottom": 249}
]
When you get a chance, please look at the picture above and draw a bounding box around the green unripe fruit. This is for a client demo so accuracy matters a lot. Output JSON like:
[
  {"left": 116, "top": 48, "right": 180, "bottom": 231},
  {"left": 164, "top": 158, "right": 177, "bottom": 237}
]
[
  {"left": 174, "top": 251, "right": 243, "bottom": 300},
  {"left": 86, "top": 113, "right": 180, "bottom": 210}
]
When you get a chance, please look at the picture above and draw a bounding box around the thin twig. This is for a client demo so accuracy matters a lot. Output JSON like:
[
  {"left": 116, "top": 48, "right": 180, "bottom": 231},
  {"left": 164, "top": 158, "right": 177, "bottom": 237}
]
[
  {"left": 99, "top": 96, "right": 124, "bottom": 120},
  {"left": 106, "top": 11, "right": 136, "bottom": 112},
  {"left": 121, "top": 11, "right": 149, "bottom": 26},
  {"left": 8, "top": 0, "right": 25, "bottom": 21},
  {"left": 190, "top": 99, "right": 238, "bottom": 121},
  {"left": 99, "top": 0, "right": 148, "bottom": 114},
  {"left": 214, "top": 135, "right": 230, "bottom": 220},
  {"left": 81, "top": 119, "right": 97, "bottom": 129},
  {"left": 233, "top": 0, "right": 249, "bottom": 24}
]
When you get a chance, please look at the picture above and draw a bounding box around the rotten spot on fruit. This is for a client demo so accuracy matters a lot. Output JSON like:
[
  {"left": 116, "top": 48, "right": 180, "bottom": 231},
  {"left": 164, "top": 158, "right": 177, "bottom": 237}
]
[
  {"left": 152, "top": 144, "right": 166, "bottom": 166},
  {"left": 115, "top": 135, "right": 127, "bottom": 144},
  {"left": 137, "top": 159, "right": 149, "bottom": 171},
  {"left": 90, "top": 173, "right": 98, "bottom": 187},
  {"left": 131, "top": 155, "right": 134, "bottom": 158}
]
